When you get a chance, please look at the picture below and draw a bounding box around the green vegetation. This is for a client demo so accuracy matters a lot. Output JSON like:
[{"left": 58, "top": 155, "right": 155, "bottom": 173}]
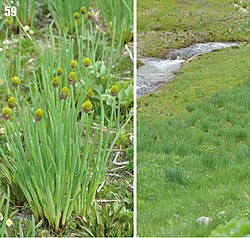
[
  {"left": 138, "top": 44, "right": 250, "bottom": 235},
  {"left": 137, "top": 0, "right": 250, "bottom": 57},
  {"left": 211, "top": 219, "right": 250, "bottom": 236},
  {"left": 138, "top": 45, "right": 250, "bottom": 120},
  {"left": 138, "top": 46, "right": 250, "bottom": 236},
  {"left": 0, "top": 0, "right": 133, "bottom": 236}
]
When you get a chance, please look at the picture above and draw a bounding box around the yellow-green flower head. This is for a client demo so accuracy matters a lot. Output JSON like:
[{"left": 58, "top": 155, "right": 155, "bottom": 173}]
[
  {"left": 83, "top": 57, "right": 91, "bottom": 67},
  {"left": 73, "top": 12, "right": 80, "bottom": 19},
  {"left": 80, "top": 7, "right": 87, "bottom": 14},
  {"left": 87, "top": 12, "right": 93, "bottom": 19},
  {"left": 2, "top": 106, "right": 12, "bottom": 120},
  {"left": 5, "top": 19, "right": 12, "bottom": 26},
  {"left": 82, "top": 100, "right": 93, "bottom": 113},
  {"left": 68, "top": 72, "right": 78, "bottom": 84},
  {"left": 11, "top": 76, "right": 20, "bottom": 86},
  {"left": 52, "top": 76, "right": 60, "bottom": 88},
  {"left": 87, "top": 88, "right": 94, "bottom": 98},
  {"left": 60, "top": 86, "right": 70, "bottom": 100},
  {"left": 110, "top": 84, "right": 119, "bottom": 96},
  {"left": 7, "top": 97, "right": 16, "bottom": 108},
  {"left": 70, "top": 60, "right": 77, "bottom": 68},
  {"left": 57, "top": 67, "right": 63, "bottom": 76},
  {"left": 35, "top": 108, "right": 44, "bottom": 122}
]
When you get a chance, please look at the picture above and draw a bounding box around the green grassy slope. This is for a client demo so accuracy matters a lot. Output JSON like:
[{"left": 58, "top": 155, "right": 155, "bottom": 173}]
[
  {"left": 137, "top": 0, "right": 250, "bottom": 57},
  {"left": 137, "top": 46, "right": 250, "bottom": 236},
  {"left": 138, "top": 44, "right": 250, "bottom": 120}
]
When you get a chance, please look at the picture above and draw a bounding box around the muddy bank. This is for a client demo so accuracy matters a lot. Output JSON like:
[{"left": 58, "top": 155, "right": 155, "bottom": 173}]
[{"left": 137, "top": 42, "right": 237, "bottom": 97}]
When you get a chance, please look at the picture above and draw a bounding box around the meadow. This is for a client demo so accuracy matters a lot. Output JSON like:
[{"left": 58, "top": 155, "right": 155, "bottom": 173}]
[
  {"left": 137, "top": 0, "right": 250, "bottom": 57},
  {"left": 0, "top": 0, "right": 133, "bottom": 236},
  {"left": 137, "top": 0, "right": 250, "bottom": 236}
]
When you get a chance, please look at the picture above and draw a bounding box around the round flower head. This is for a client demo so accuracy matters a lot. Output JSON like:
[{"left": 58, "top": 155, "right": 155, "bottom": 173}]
[
  {"left": 80, "top": 7, "right": 87, "bottom": 14},
  {"left": 57, "top": 67, "right": 63, "bottom": 76},
  {"left": 60, "top": 87, "right": 70, "bottom": 100},
  {"left": 70, "top": 60, "right": 77, "bottom": 68},
  {"left": 52, "top": 76, "right": 60, "bottom": 88},
  {"left": 68, "top": 72, "right": 77, "bottom": 84},
  {"left": 110, "top": 84, "right": 119, "bottom": 96},
  {"left": 83, "top": 57, "right": 91, "bottom": 67},
  {"left": 87, "top": 88, "right": 94, "bottom": 98},
  {"left": 7, "top": 97, "right": 16, "bottom": 108},
  {"left": 35, "top": 108, "right": 44, "bottom": 122},
  {"left": 6, "top": 219, "right": 13, "bottom": 227},
  {"left": 87, "top": 12, "right": 93, "bottom": 20},
  {"left": 73, "top": 12, "right": 80, "bottom": 19},
  {"left": 82, "top": 100, "right": 93, "bottom": 113},
  {"left": 5, "top": 19, "right": 12, "bottom": 26},
  {"left": 2, "top": 106, "right": 12, "bottom": 120},
  {"left": 11, "top": 76, "right": 20, "bottom": 86}
]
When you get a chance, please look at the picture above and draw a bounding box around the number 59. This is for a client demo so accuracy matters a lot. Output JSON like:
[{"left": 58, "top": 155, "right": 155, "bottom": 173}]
[{"left": 5, "top": 6, "right": 17, "bottom": 16}]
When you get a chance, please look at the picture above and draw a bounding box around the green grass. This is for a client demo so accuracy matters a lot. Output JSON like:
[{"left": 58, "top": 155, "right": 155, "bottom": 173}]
[
  {"left": 138, "top": 44, "right": 250, "bottom": 121},
  {"left": 137, "top": 0, "right": 250, "bottom": 57},
  {"left": 137, "top": 46, "right": 250, "bottom": 236}
]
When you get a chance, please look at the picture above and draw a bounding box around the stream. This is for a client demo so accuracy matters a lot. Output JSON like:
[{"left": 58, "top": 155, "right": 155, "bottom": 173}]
[{"left": 137, "top": 42, "right": 237, "bottom": 97}]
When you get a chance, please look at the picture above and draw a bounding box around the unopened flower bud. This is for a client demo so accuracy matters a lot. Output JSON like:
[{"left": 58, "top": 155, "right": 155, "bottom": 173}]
[
  {"left": 11, "top": 76, "right": 20, "bottom": 86},
  {"left": 2, "top": 106, "right": 12, "bottom": 120},
  {"left": 68, "top": 72, "right": 77, "bottom": 84},
  {"left": 82, "top": 100, "right": 93, "bottom": 113},
  {"left": 7, "top": 97, "right": 16, "bottom": 108},
  {"left": 110, "top": 84, "right": 119, "bottom": 96},
  {"left": 35, "top": 108, "right": 44, "bottom": 122},
  {"left": 83, "top": 57, "right": 91, "bottom": 67},
  {"left": 59, "top": 87, "right": 70, "bottom": 100}
]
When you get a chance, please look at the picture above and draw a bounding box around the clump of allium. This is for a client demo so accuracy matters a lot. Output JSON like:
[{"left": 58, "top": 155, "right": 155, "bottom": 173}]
[
  {"left": 83, "top": 57, "right": 91, "bottom": 67},
  {"left": 82, "top": 100, "right": 93, "bottom": 113},
  {"left": 35, "top": 108, "right": 44, "bottom": 122},
  {"left": 11, "top": 76, "right": 20, "bottom": 86},
  {"left": 2, "top": 106, "right": 12, "bottom": 120},
  {"left": 57, "top": 67, "right": 63, "bottom": 76},
  {"left": 60, "top": 87, "right": 70, "bottom": 100},
  {"left": 87, "top": 88, "right": 94, "bottom": 98},
  {"left": 70, "top": 60, "right": 77, "bottom": 68},
  {"left": 7, "top": 97, "right": 16, "bottom": 108},
  {"left": 73, "top": 12, "right": 80, "bottom": 19},
  {"left": 110, "top": 84, "right": 119, "bottom": 96},
  {"left": 87, "top": 12, "right": 93, "bottom": 19},
  {"left": 80, "top": 7, "right": 87, "bottom": 14},
  {"left": 68, "top": 72, "right": 77, "bottom": 84},
  {"left": 52, "top": 76, "right": 60, "bottom": 88}
]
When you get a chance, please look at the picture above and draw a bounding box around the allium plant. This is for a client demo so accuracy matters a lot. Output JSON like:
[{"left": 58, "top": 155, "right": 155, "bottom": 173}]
[
  {"left": 46, "top": 0, "right": 92, "bottom": 33},
  {"left": 0, "top": 71, "right": 130, "bottom": 233}
]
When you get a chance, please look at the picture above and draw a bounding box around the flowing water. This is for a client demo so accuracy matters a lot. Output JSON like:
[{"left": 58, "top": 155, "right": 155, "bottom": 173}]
[{"left": 137, "top": 42, "right": 237, "bottom": 97}]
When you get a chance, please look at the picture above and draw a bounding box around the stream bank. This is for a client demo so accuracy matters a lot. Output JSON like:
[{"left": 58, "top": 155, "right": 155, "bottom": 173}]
[{"left": 137, "top": 42, "right": 237, "bottom": 97}]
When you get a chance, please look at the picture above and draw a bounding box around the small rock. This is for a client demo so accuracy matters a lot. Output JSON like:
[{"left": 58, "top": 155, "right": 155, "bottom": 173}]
[
  {"left": 196, "top": 216, "right": 212, "bottom": 225},
  {"left": 218, "top": 211, "right": 226, "bottom": 216}
]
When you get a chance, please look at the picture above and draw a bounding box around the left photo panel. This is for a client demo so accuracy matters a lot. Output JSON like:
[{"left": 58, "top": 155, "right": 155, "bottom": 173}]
[{"left": 0, "top": 0, "right": 134, "bottom": 237}]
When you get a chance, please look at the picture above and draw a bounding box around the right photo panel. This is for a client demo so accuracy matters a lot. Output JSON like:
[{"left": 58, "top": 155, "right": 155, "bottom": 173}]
[{"left": 137, "top": 0, "right": 250, "bottom": 237}]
